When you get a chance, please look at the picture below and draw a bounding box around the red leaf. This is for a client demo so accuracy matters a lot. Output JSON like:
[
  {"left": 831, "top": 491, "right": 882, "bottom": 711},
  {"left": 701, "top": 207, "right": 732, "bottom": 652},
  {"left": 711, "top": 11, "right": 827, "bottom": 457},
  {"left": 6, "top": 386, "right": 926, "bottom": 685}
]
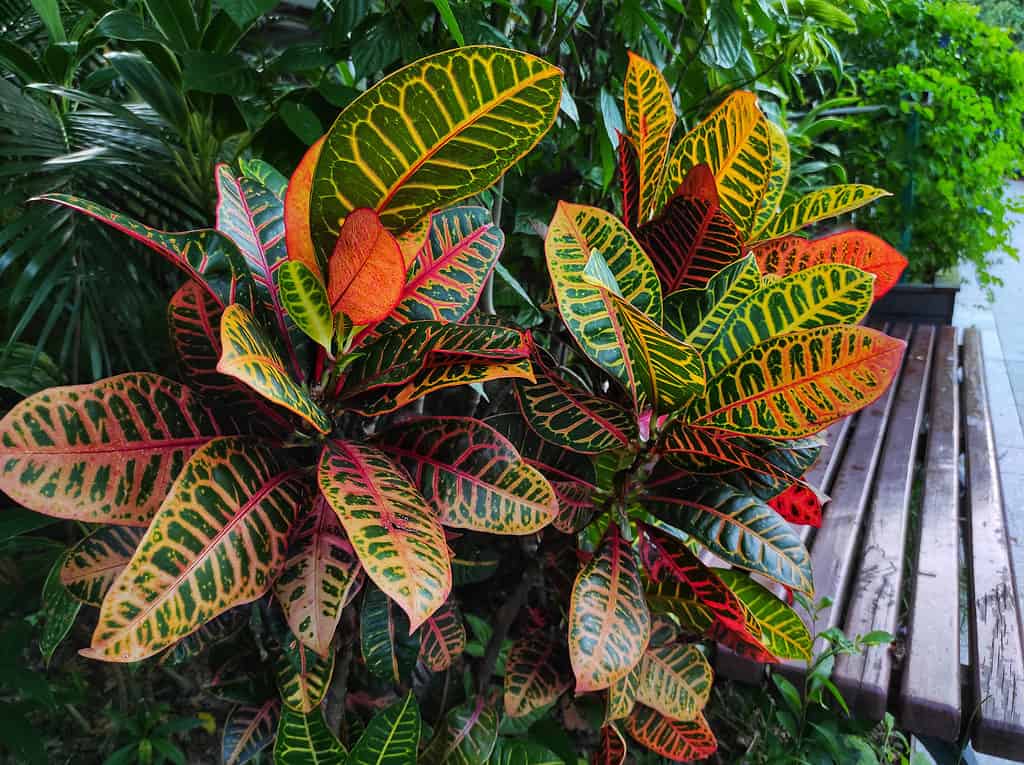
[
  {"left": 768, "top": 483, "right": 824, "bottom": 528},
  {"left": 592, "top": 724, "right": 627, "bottom": 765},
  {"left": 750, "top": 230, "right": 908, "bottom": 300},
  {"left": 624, "top": 706, "right": 717, "bottom": 762},
  {"left": 327, "top": 208, "right": 406, "bottom": 325},
  {"left": 619, "top": 133, "right": 641, "bottom": 231},
  {"left": 284, "top": 136, "right": 325, "bottom": 280}
]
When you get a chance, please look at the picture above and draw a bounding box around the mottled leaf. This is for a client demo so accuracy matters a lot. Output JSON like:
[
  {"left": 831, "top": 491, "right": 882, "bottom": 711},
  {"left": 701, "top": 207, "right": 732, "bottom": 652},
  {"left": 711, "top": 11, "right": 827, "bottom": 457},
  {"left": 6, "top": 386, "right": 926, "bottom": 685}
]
[
  {"left": 222, "top": 700, "right": 279, "bottom": 765},
  {"left": 636, "top": 643, "right": 712, "bottom": 722},
  {"left": 419, "top": 599, "right": 466, "bottom": 672},
  {"left": 624, "top": 707, "right": 717, "bottom": 762},
  {"left": 277, "top": 261, "right": 334, "bottom": 350},
  {"left": 752, "top": 184, "right": 891, "bottom": 242},
  {"left": 504, "top": 632, "right": 570, "bottom": 718},
  {"left": 61, "top": 527, "right": 144, "bottom": 606}
]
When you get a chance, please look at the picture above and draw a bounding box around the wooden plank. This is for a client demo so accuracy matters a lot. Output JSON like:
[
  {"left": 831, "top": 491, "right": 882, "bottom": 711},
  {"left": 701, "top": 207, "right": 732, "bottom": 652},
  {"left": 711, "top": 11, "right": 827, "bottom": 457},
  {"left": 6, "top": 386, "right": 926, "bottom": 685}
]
[
  {"left": 898, "top": 326, "right": 961, "bottom": 741},
  {"left": 962, "top": 327, "right": 1024, "bottom": 758},
  {"left": 833, "top": 324, "right": 936, "bottom": 720}
]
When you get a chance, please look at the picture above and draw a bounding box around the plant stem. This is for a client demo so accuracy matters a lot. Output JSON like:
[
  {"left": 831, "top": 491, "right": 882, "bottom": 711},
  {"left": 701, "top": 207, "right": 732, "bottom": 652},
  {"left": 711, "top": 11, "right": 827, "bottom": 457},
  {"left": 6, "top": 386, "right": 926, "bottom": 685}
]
[{"left": 476, "top": 551, "right": 537, "bottom": 695}]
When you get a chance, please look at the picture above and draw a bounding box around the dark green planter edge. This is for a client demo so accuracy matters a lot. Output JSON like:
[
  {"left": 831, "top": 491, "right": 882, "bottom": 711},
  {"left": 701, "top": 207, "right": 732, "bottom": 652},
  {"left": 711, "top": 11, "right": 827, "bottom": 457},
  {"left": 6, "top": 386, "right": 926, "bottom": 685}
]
[{"left": 867, "top": 282, "right": 961, "bottom": 325}]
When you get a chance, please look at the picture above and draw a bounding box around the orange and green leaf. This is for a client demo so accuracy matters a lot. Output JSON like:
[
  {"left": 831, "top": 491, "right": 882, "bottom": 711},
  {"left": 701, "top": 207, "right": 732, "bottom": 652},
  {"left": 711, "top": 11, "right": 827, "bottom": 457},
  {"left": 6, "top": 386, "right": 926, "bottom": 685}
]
[
  {"left": 317, "top": 440, "right": 451, "bottom": 632},
  {"left": 284, "top": 136, "right": 325, "bottom": 279},
  {"left": 662, "top": 255, "right": 762, "bottom": 351},
  {"left": 569, "top": 525, "right": 651, "bottom": 693},
  {"left": 751, "top": 230, "right": 908, "bottom": 299},
  {"left": 624, "top": 706, "right": 717, "bottom": 762},
  {"left": 606, "top": 664, "right": 640, "bottom": 723},
  {"left": 326, "top": 208, "right": 405, "bottom": 325},
  {"left": 623, "top": 52, "right": 675, "bottom": 223},
  {"left": 379, "top": 417, "right": 557, "bottom": 535},
  {"left": 716, "top": 569, "right": 812, "bottom": 660},
  {"left": 0, "top": 373, "right": 231, "bottom": 526},
  {"left": 86, "top": 437, "right": 307, "bottom": 662},
  {"left": 636, "top": 643, "right": 712, "bottom": 722},
  {"left": 593, "top": 724, "right": 627, "bottom": 765},
  {"left": 61, "top": 527, "right": 144, "bottom": 606},
  {"left": 750, "top": 119, "right": 791, "bottom": 240},
  {"left": 504, "top": 632, "right": 571, "bottom": 719}
]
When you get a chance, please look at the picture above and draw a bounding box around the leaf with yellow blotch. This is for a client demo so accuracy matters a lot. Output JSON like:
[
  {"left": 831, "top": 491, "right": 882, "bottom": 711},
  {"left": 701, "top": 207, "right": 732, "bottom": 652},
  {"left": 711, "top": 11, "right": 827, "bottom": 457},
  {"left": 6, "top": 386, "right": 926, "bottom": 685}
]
[
  {"left": 750, "top": 120, "right": 791, "bottom": 240},
  {"left": 504, "top": 632, "right": 570, "bottom": 718},
  {"left": 636, "top": 643, "right": 712, "bottom": 722},
  {"left": 623, "top": 52, "right": 675, "bottom": 223},
  {"left": 61, "top": 527, "right": 144, "bottom": 606},
  {"left": 752, "top": 184, "right": 891, "bottom": 242}
]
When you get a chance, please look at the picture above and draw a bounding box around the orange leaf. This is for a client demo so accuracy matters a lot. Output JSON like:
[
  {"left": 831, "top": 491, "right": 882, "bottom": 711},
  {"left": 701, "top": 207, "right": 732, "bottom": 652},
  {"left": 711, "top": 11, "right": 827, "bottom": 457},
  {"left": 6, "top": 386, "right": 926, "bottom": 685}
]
[
  {"left": 285, "top": 136, "right": 326, "bottom": 280},
  {"left": 327, "top": 208, "right": 405, "bottom": 325}
]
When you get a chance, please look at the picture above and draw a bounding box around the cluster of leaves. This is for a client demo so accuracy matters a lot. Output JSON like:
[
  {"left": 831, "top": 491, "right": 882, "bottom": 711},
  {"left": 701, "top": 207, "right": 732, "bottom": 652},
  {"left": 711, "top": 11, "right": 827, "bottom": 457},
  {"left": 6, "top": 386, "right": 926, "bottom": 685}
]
[
  {"left": 0, "top": 36, "right": 913, "bottom": 765},
  {"left": 837, "top": 0, "right": 1024, "bottom": 288}
]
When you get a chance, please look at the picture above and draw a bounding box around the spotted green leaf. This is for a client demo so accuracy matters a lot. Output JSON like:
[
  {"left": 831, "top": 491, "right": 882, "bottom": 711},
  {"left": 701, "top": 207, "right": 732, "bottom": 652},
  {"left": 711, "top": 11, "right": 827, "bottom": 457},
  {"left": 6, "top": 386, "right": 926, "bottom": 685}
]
[
  {"left": 61, "top": 527, "right": 144, "bottom": 606},
  {"left": 637, "top": 643, "right": 712, "bottom": 722},
  {"left": 348, "top": 692, "right": 422, "bottom": 765},
  {"left": 274, "top": 707, "right": 347, "bottom": 765},
  {"left": 222, "top": 700, "right": 279, "bottom": 765},
  {"left": 378, "top": 417, "right": 557, "bottom": 535},
  {"left": 318, "top": 440, "right": 451, "bottom": 631},
  {"left": 715, "top": 569, "right": 812, "bottom": 660},
  {"left": 276, "top": 636, "right": 335, "bottom": 713},
  {"left": 310, "top": 46, "right": 562, "bottom": 254},
  {"left": 504, "top": 632, "right": 571, "bottom": 718},
  {"left": 701, "top": 264, "right": 876, "bottom": 376},
  {"left": 569, "top": 525, "right": 651, "bottom": 693},
  {"left": 644, "top": 581, "right": 714, "bottom": 634},
  {"left": 277, "top": 261, "right": 334, "bottom": 351},
  {"left": 419, "top": 599, "right": 466, "bottom": 672},
  {"left": 0, "top": 373, "right": 231, "bottom": 526},
  {"left": 645, "top": 478, "right": 813, "bottom": 595},
  {"left": 752, "top": 184, "right": 891, "bottom": 243},
  {"left": 606, "top": 664, "right": 640, "bottom": 723},
  {"left": 624, "top": 52, "right": 675, "bottom": 223},
  {"left": 85, "top": 437, "right": 307, "bottom": 662},
  {"left": 545, "top": 201, "right": 662, "bottom": 398},
  {"left": 360, "top": 584, "right": 421, "bottom": 685},
  {"left": 750, "top": 119, "right": 791, "bottom": 241},
  {"left": 274, "top": 495, "right": 363, "bottom": 657},
  {"left": 693, "top": 325, "right": 906, "bottom": 438},
  {"left": 38, "top": 193, "right": 253, "bottom": 310},
  {"left": 422, "top": 697, "right": 498, "bottom": 765},
  {"left": 217, "top": 304, "right": 331, "bottom": 434}
]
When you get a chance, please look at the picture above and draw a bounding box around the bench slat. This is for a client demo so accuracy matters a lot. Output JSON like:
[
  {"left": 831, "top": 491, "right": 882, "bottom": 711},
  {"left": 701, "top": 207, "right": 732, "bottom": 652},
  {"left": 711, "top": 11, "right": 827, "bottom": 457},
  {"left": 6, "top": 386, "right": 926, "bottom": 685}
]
[
  {"left": 963, "top": 327, "right": 1024, "bottom": 758},
  {"left": 899, "top": 326, "right": 961, "bottom": 741},
  {"left": 833, "top": 324, "right": 936, "bottom": 719}
]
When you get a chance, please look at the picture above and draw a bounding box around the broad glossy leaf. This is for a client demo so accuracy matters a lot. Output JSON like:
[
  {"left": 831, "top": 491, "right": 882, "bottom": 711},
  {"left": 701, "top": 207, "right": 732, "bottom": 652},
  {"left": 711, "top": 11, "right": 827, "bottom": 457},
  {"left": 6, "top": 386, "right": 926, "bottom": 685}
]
[
  {"left": 516, "top": 362, "right": 636, "bottom": 454},
  {"left": 638, "top": 164, "right": 743, "bottom": 291},
  {"left": 545, "top": 201, "right": 662, "bottom": 393},
  {"left": 636, "top": 643, "right": 712, "bottom": 722},
  {"left": 768, "top": 483, "right": 823, "bottom": 527},
  {"left": 217, "top": 304, "right": 331, "bottom": 434},
  {"left": 396, "top": 214, "right": 431, "bottom": 268},
  {"left": 61, "top": 527, "right": 144, "bottom": 606},
  {"left": 644, "top": 479, "right": 813, "bottom": 594},
  {"left": 168, "top": 280, "right": 230, "bottom": 395},
  {"left": 662, "top": 255, "right": 761, "bottom": 350},
  {"left": 274, "top": 496, "right": 362, "bottom": 657},
  {"left": 422, "top": 696, "right": 498, "bottom": 765},
  {"left": 649, "top": 614, "right": 680, "bottom": 647},
  {"left": 707, "top": 617, "right": 777, "bottom": 664},
  {"left": 378, "top": 417, "right": 557, "bottom": 535},
  {"left": 593, "top": 725, "right": 627, "bottom": 765},
  {"left": 569, "top": 525, "right": 650, "bottom": 692},
  {"left": 318, "top": 439, "right": 451, "bottom": 631},
  {"left": 240, "top": 158, "right": 288, "bottom": 197},
  {"left": 624, "top": 52, "right": 675, "bottom": 223},
  {"left": 310, "top": 46, "right": 561, "bottom": 249},
  {"left": 619, "top": 134, "right": 641, "bottom": 230},
  {"left": 551, "top": 480, "right": 596, "bottom": 534},
  {"left": 162, "top": 609, "right": 249, "bottom": 666},
  {"left": 276, "top": 637, "right": 335, "bottom": 712},
  {"left": 504, "top": 632, "right": 570, "bottom": 718},
  {"left": 753, "top": 184, "right": 891, "bottom": 242},
  {"left": 222, "top": 700, "right": 279, "bottom": 765},
  {"left": 327, "top": 207, "right": 405, "bottom": 325},
  {"left": 419, "top": 599, "right": 466, "bottom": 671},
  {"left": 639, "top": 526, "right": 746, "bottom": 634},
  {"left": 716, "top": 569, "right": 812, "bottom": 660},
  {"left": 284, "top": 136, "right": 325, "bottom": 279},
  {"left": 702, "top": 264, "right": 876, "bottom": 376},
  {"left": 624, "top": 707, "right": 717, "bottom": 762},
  {"left": 661, "top": 91, "right": 771, "bottom": 235},
  {"left": 694, "top": 325, "right": 906, "bottom": 438},
  {"left": 38, "top": 194, "right": 253, "bottom": 309},
  {"left": 644, "top": 581, "right": 714, "bottom": 634},
  {"left": 751, "top": 230, "right": 908, "bottom": 299},
  {"left": 86, "top": 437, "right": 307, "bottom": 661},
  {"left": 340, "top": 320, "right": 531, "bottom": 400},
  {"left": 750, "top": 119, "right": 791, "bottom": 240},
  {"left": 606, "top": 664, "right": 640, "bottom": 723},
  {"left": 484, "top": 413, "right": 597, "bottom": 488},
  {"left": 0, "top": 373, "right": 229, "bottom": 525},
  {"left": 365, "top": 206, "right": 505, "bottom": 341},
  {"left": 274, "top": 707, "right": 346, "bottom": 764},
  {"left": 360, "top": 584, "right": 421, "bottom": 684},
  {"left": 348, "top": 692, "right": 421, "bottom": 764},
  {"left": 277, "top": 261, "right": 334, "bottom": 350},
  {"left": 660, "top": 425, "right": 812, "bottom": 486},
  {"left": 606, "top": 292, "right": 705, "bottom": 412},
  {"left": 215, "top": 163, "right": 306, "bottom": 378},
  {"left": 490, "top": 738, "right": 562, "bottom": 765}
]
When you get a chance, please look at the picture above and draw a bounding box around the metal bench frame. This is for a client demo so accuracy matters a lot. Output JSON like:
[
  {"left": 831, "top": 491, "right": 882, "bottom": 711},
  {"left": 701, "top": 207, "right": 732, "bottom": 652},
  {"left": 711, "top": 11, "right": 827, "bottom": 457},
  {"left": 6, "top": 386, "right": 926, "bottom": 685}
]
[{"left": 716, "top": 326, "right": 1024, "bottom": 761}]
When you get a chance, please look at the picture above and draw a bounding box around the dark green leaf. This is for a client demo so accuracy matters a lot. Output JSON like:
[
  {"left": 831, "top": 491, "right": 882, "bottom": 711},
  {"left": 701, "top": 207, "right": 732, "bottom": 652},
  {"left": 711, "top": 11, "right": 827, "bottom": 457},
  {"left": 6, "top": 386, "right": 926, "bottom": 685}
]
[
  {"left": 108, "top": 51, "right": 189, "bottom": 133},
  {"left": 213, "top": 0, "right": 277, "bottom": 28},
  {"left": 143, "top": 0, "right": 199, "bottom": 50},
  {"left": 0, "top": 507, "right": 58, "bottom": 542},
  {"left": 182, "top": 51, "right": 255, "bottom": 95},
  {"left": 279, "top": 101, "right": 323, "bottom": 145},
  {"left": 348, "top": 692, "right": 421, "bottom": 764},
  {"left": 40, "top": 551, "right": 81, "bottom": 665}
]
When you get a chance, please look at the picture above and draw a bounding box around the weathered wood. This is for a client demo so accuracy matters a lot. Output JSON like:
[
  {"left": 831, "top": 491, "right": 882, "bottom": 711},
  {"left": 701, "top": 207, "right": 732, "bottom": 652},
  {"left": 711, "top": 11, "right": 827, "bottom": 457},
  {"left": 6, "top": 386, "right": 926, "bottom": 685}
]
[
  {"left": 833, "top": 324, "right": 935, "bottom": 719},
  {"left": 899, "top": 326, "right": 961, "bottom": 741},
  {"left": 963, "top": 327, "right": 1024, "bottom": 758}
]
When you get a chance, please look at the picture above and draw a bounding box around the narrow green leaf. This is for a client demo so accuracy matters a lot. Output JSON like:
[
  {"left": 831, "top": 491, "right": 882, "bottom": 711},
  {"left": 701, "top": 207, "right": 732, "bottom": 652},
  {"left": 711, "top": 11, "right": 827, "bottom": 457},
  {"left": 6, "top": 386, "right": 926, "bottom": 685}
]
[
  {"left": 431, "top": 0, "right": 465, "bottom": 44},
  {"left": 274, "top": 707, "right": 347, "bottom": 765},
  {"left": 277, "top": 261, "right": 334, "bottom": 350},
  {"left": 40, "top": 551, "right": 81, "bottom": 665}
]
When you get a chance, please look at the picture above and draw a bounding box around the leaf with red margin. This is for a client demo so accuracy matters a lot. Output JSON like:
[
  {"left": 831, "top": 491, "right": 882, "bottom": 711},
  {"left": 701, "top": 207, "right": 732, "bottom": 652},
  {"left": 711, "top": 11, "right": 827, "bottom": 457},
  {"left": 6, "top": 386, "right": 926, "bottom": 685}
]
[
  {"left": 619, "top": 134, "right": 641, "bottom": 230},
  {"left": 750, "top": 230, "right": 908, "bottom": 300},
  {"left": 222, "top": 700, "right": 280, "bottom": 765},
  {"left": 284, "top": 136, "right": 325, "bottom": 279},
  {"left": 623, "top": 52, "right": 675, "bottom": 224},
  {"left": 769, "top": 482, "right": 823, "bottom": 527},
  {"left": 660, "top": 425, "right": 811, "bottom": 484},
  {"left": 504, "top": 632, "right": 571, "bottom": 718},
  {"left": 484, "top": 413, "right": 597, "bottom": 489},
  {"left": 419, "top": 600, "right": 466, "bottom": 671},
  {"left": 327, "top": 208, "right": 405, "bottom": 325},
  {"left": 551, "top": 481, "right": 596, "bottom": 534},
  {"left": 637, "top": 164, "right": 744, "bottom": 291},
  {"left": 624, "top": 707, "right": 717, "bottom": 762},
  {"left": 569, "top": 524, "right": 651, "bottom": 692},
  {"left": 708, "top": 618, "right": 779, "bottom": 664},
  {"left": 592, "top": 724, "right": 627, "bottom": 765}
]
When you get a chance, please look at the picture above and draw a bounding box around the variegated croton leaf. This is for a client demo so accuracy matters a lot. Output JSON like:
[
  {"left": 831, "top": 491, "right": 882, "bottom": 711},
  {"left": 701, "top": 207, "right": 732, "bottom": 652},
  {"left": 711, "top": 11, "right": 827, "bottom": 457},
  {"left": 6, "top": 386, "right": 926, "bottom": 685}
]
[
  {"left": 624, "top": 706, "right": 717, "bottom": 762},
  {"left": 504, "top": 631, "right": 571, "bottom": 719},
  {"left": 360, "top": 584, "right": 421, "bottom": 685},
  {"left": 61, "top": 526, "right": 144, "bottom": 606},
  {"left": 419, "top": 599, "right": 466, "bottom": 672}
]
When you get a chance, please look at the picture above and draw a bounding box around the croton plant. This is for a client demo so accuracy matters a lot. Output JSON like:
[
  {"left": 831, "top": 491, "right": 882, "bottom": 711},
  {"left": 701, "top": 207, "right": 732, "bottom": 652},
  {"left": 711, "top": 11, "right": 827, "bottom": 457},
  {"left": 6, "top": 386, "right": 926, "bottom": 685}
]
[{"left": 0, "top": 47, "right": 908, "bottom": 764}]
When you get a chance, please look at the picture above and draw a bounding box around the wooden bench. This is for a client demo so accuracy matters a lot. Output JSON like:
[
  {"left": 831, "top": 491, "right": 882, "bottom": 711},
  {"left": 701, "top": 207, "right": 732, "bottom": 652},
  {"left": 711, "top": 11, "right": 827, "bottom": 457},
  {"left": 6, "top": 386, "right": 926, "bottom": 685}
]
[{"left": 715, "top": 325, "right": 1024, "bottom": 761}]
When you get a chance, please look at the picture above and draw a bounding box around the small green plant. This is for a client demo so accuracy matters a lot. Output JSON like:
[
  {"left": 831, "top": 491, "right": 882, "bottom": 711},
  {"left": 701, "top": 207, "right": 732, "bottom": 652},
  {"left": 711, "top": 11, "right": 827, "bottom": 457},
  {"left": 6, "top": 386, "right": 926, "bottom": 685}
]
[{"left": 104, "top": 703, "right": 209, "bottom": 765}]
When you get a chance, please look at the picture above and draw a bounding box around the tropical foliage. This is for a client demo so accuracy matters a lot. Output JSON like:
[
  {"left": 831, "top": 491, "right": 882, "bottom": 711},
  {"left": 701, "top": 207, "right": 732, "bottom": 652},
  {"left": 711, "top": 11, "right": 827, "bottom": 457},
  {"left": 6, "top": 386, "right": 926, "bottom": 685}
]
[{"left": 0, "top": 15, "right": 914, "bottom": 765}]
